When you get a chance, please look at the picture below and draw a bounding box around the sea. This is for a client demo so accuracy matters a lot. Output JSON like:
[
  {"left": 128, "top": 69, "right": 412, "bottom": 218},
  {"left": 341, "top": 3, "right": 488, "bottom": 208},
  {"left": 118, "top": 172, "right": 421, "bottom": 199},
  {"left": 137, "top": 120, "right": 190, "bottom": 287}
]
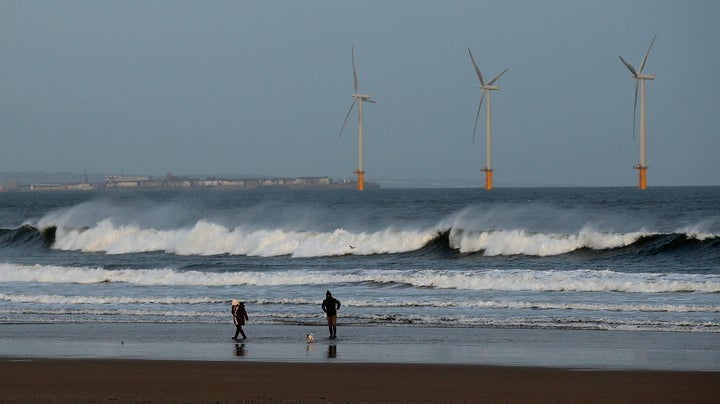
[{"left": 1, "top": 186, "right": 719, "bottom": 335}]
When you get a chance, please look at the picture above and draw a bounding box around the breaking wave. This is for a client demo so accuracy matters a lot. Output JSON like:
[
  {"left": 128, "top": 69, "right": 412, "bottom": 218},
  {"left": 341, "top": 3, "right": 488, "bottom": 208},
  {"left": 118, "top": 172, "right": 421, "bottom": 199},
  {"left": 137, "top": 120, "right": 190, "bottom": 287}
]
[
  {"left": 2, "top": 263, "right": 719, "bottom": 293},
  {"left": 3, "top": 220, "right": 718, "bottom": 259}
]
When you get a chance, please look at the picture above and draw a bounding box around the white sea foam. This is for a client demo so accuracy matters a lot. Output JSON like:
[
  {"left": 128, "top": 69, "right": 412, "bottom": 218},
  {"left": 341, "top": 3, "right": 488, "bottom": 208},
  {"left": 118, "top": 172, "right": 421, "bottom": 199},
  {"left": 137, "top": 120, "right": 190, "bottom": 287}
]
[
  {"left": 35, "top": 202, "right": 719, "bottom": 259},
  {"left": 0, "top": 308, "right": 225, "bottom": 320},
  {"left": 2, "top": 293, "right": 716, "bottom": 313},
  {"left": 2, "top": 263, "right": 719, "bottom": 293},
  {"left": 50, "top": 220, "right": 437, "bottom": 257},
  {"left": 43, "top": 215, "right": 690, "bottom": 258},
  {"left": 449, "top": 226, "right": 648, "bottom": 256},
  {"left": 0, "top": 293, "right": 218, "bottom": 305},
  {"left": 364, "top": 313, "right": 720, "bottom": 332},
  {"left": 370, "top": 268, "right": 720, "bottom": 293},
  {"left": 343, "top": 299, "right": 720, "bottom": 313}
]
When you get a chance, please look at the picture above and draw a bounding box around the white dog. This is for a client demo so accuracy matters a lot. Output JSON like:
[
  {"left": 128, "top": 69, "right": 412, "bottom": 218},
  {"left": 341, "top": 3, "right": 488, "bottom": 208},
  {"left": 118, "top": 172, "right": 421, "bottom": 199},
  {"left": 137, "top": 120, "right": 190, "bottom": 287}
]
[{"left": 306, "top": 333, "right": 315, "bottom": 343}]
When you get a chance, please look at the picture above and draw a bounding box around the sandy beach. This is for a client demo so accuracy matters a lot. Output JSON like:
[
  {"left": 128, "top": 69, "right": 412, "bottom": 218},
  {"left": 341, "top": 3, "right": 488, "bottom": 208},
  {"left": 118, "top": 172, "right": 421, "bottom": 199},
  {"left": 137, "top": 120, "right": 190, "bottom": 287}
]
[
  {"left": 1, "top": 323, "right": 719, "bottom": 402},
  {"left": 2, "top": 358, "right": 719, "bottom": 403}
]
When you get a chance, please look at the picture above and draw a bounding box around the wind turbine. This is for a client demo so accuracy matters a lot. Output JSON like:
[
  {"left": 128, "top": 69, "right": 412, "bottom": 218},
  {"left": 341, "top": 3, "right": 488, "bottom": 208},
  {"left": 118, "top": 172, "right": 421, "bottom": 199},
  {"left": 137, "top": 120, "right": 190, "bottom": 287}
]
[
  {"left": 468, "top": 48, "right": 508, "bottom": 190},
  {"left": 339, "top": 47, "right": 375, "bottom": 191},
  {"left": 619, "top": 34, "right": 657, "bottom": 190}
]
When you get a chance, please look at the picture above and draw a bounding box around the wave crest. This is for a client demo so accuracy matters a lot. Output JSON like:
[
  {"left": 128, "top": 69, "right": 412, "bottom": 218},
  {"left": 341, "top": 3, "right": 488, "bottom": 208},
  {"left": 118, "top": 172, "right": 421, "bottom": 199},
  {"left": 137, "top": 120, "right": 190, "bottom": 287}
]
[
  {"left": 449, "top": 226, "right": 646, "bottom": 256},
  {"left": 4, "top": 218, "right": 717, "bottom": 258},
  {"left": 50, "top": 219, "right": 437, "bottom": 257},
  {"left": 2, "top": 264, "right": 718, "bottom": 293}
]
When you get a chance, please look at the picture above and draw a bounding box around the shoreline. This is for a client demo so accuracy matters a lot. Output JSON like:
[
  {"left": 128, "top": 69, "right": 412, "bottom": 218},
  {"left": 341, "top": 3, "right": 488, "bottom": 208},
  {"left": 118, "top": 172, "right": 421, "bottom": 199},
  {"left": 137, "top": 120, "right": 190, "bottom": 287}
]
[
  {"left": 2, "top": 358, "right": 719, "bottom": 403},
  {"left": 2, "top": 324, "right": 719, "bottom": 401},
  {"left": 1, "top": 323, "right": 719, "bottom": 371}
]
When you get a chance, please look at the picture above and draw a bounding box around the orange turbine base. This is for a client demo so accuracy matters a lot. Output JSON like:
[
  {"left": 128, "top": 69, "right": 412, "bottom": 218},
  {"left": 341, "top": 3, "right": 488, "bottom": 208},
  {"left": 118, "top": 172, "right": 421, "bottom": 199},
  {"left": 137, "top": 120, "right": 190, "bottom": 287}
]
[{"left": 638, "top": 167, "right": 647, "bottom": 190}]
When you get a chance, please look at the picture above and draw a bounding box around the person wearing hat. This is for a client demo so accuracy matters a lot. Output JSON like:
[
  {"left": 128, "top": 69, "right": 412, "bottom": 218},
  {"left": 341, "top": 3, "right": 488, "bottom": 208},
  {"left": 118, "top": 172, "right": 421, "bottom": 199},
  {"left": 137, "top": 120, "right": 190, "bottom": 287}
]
[
  {"left": 231, "top": 300, "right": 249, "bottom": 340},
  {"left": 321, "top": 290, "right": 341, "bottom": 339}
]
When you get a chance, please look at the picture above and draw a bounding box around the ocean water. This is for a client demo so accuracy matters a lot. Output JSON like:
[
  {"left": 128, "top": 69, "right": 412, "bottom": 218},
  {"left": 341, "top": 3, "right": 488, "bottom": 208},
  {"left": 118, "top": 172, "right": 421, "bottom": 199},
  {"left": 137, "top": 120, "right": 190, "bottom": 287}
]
[{"left": 1, "top": 187, "right": 719, "bottom": 334}]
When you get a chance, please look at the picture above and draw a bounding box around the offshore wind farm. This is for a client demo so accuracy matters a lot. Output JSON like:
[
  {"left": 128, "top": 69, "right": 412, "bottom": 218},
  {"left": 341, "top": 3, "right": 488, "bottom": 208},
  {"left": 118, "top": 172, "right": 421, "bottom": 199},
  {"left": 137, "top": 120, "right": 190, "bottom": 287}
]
[
  {"left": 620, "top": 35, "right": 657, "bottom": 190},
  {"left": 334, "top": 39, "right": 659, "bottom": 192},
  {"left": 0, "top": 35, "right": 675, "bottom": 193},
  {"left": 334, "top": 40, "right": 656, "bottom": 191},
  {"left": 468, "top": 48, "right": 509, "bottom": 190},
  {"left": 2, "top": 2, "right": 718, "bottom": 188},
  {"left": 338, "top": 47, "right": 375, "bottom": 191},
  {"left": 0, "top": 29, "right": 685, "bottom": 193}
]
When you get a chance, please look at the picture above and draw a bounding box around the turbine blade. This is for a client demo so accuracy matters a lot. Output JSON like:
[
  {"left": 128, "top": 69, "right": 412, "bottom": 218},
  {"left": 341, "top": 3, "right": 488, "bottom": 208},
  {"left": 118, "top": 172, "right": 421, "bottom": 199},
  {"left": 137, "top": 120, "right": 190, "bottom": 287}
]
[
  {"left": 339, "top": 100, "right": 356, "bottom": 139},
  {"left": 472, "top": 91, "right": 485, "bottom": 145},
  {"left": 487, "top": 68, "right": 509, "bottom": 86},
  {"left": 619, "top": 56, "right": 638, "bottom": 77},
  {"left": 352, "top": 47, "right": 358, "bottom": 94},
  {"left": 638, "top": 34, "right": 657, "bottom": 74},
  {"left": 468, "top": 48, "right": 485, "bottom": 86},
  {"left": 632, "top": 79, "right": 638, "bottom": 139}
]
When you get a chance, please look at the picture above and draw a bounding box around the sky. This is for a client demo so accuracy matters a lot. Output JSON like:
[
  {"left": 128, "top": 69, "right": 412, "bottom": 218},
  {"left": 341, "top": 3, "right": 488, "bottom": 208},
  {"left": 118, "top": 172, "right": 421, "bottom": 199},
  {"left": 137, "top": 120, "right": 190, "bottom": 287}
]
[{"left": 2, "top": 0, "right": 719, "bottom": 187}]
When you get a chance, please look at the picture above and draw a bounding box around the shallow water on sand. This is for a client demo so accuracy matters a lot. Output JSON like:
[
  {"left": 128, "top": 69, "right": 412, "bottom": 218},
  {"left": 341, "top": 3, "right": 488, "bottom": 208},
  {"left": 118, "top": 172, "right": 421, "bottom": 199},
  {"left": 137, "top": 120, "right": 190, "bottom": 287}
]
[{"left": 2, "top": 323, "right": 718, "bottom": 371}]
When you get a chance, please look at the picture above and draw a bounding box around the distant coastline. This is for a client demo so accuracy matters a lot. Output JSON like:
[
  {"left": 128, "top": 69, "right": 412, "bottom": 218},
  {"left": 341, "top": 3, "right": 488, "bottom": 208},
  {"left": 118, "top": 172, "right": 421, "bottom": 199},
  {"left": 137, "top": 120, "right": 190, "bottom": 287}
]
[
  {"left": 3, "top": 172, "right": 716, "bottom": 190},
  {"left": 0, "top": 173, "right": 379, "bottom": 192}
]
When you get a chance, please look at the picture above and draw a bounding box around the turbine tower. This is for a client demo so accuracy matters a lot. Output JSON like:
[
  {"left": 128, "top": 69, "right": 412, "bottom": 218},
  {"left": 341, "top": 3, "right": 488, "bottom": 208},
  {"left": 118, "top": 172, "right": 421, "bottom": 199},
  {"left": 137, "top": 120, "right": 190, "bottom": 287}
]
[
  {"left": 339, "top": 47, "right": 375, "bottom": 191},
  {"left": 619, "top": 34, "right": 657, "bottom": 190},
  {"left": 468, "top": 48, "right": 508, "bottom": 190}
]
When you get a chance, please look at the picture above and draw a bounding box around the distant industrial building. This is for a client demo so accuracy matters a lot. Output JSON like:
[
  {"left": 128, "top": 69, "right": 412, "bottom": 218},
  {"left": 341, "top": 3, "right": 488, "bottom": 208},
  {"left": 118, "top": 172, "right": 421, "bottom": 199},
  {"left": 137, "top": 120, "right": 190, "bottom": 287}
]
[
  {"left": 4, "top": 174, "right": 374, "bottom": 192},
  {"left": 103, "top": 174, "right": 335, "bottom": 189}
]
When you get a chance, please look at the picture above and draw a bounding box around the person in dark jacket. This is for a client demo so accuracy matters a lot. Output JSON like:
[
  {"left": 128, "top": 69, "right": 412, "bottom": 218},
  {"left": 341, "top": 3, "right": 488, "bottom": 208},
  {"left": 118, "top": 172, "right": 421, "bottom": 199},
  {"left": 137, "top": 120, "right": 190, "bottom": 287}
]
[
  {"left": 321, "top": 290, "right": 341, "bottom": 339},
  {"left": 231, "top": 300, "right": 249, "bottom": 340}
]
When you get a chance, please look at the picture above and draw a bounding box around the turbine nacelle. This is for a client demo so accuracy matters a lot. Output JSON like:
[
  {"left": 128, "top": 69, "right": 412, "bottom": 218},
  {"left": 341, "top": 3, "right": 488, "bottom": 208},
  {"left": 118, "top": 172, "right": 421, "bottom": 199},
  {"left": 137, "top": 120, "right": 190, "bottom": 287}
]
[
  {"left": 619, "top": 34, "right": 657, "bottom": 78},
  {"left": 481, "top": 85, "right": 500, "bottom": 91},
  {"left": 626, "top": 74, "right": 655, "bottom": 80},
  {"left": 353, "top": 93, "right": 373, "bottom": 101}
]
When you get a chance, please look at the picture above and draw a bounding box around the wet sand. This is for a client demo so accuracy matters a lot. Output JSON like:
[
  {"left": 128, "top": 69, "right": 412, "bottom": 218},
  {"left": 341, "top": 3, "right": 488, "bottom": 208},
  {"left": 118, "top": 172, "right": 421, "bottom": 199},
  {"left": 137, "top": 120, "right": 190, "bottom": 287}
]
[
  {"left": 3, "top": 323, "right": 720, "bottom": 370},
  {"left": 2, "top": 323, "right": 719, "bottom": 402},
  {"left": 2, "top": 358, "right": 719, "bottom": 403}
]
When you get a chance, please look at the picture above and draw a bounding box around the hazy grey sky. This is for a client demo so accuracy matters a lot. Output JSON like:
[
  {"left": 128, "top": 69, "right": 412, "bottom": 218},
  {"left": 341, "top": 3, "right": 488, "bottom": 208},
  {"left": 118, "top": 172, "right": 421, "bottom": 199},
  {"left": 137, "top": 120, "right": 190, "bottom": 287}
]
[{"left": 2, "top": 0, "right": 719, "bottom": 186}]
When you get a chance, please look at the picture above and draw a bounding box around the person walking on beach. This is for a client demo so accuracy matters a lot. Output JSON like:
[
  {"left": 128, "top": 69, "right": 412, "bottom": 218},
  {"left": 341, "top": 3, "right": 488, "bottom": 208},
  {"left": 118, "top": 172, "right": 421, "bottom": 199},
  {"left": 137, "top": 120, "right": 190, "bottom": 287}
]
[
  {"left": 321, "top": 290, "right": 341, "bottom": 339},
  {"left": 231, "top": 300, "right": 248, "bottom": 340}
]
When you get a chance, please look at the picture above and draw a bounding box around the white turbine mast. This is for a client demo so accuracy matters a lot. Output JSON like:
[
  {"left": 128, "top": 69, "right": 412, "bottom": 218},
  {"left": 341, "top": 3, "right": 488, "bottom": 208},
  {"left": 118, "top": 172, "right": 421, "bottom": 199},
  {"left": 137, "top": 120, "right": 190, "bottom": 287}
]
[
  {"left": 619, "top": 34, "right": 656, "bottom": 189},
  {"left": 339, "top": 47, "right": 375, "bottom": 191},
  {"left": 469, "top": 48, "right": 508, "bottom": 190}
]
